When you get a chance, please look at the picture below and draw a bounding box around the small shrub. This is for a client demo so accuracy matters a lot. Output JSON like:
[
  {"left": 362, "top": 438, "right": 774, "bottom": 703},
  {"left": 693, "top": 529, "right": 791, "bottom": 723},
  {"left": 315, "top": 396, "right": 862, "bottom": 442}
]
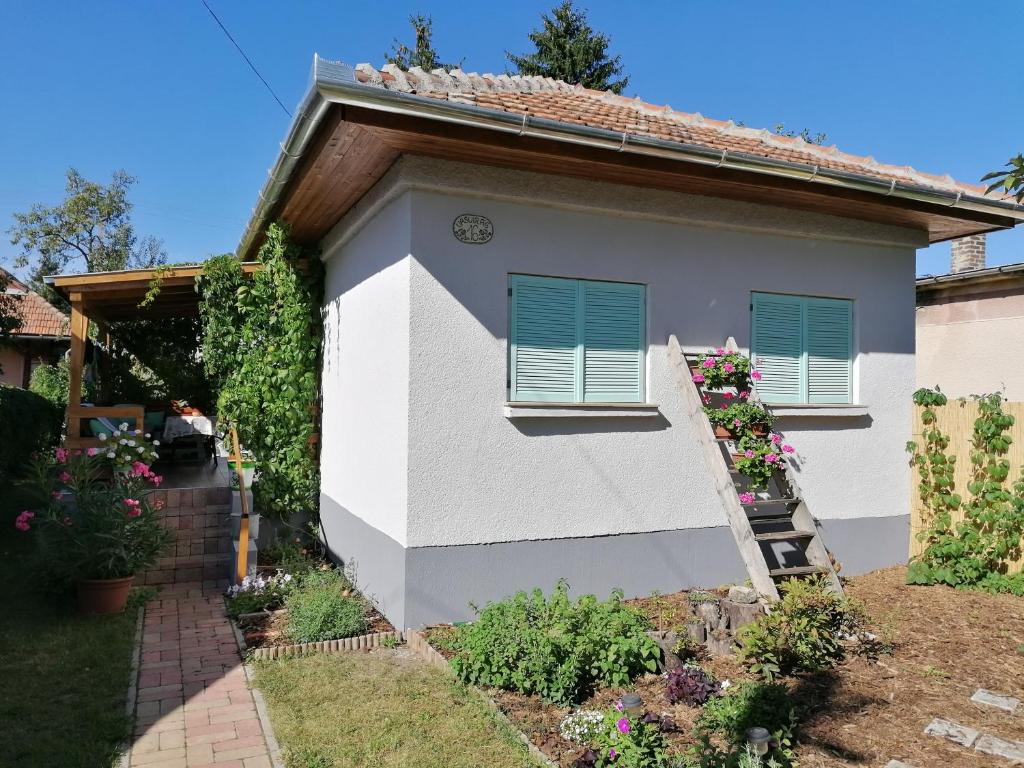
[
  {"left": 559, "top": 710, "right": 605, "bottom": 745},
  {"left": 285, "top": 570, "right": 368, "bottom": 643},
  {"left": 450, "top": 581, "right": 659, "bottom": 705},
  {"left": 671, "top": 630, "right": 706, "bottom": 664},
  {"left": 572, "top": 704, "right": 673, "bottom": 768},
  {"left": 687, "top": 682, "right": 798, "bottom": 767},
  {"left": 737, "top": 577, "right": 867, "bottom": 681},
  {"left": 665, "top": 666, "right": 719, "bottom": 706},
  {"left": 226, "top": 571, "right": 294, "bottom": 618},
  {"left": 0, "top": 385, "right": 61, "bottom": 480}
]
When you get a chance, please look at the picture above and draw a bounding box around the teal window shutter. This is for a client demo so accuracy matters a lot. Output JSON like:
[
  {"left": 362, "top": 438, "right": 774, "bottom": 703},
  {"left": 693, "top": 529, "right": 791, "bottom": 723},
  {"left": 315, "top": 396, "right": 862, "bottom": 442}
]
[
  {"left": 806, "top": 297, "right": 853, "bottom": 404},
  {"left": 751, "top": 292, "right": 853, "bottom": 405},
  {"left": 582, "top": 280, "right": 645, "bottom": 403},
  {"left": 751, "top": 293, "right": 805, "bottom": 404},
  {"left": 510, "top": 275, "right": 578, "bottom": 402},
  {"left": 510, "top": 275, "right": 646, "bottom": 403}
]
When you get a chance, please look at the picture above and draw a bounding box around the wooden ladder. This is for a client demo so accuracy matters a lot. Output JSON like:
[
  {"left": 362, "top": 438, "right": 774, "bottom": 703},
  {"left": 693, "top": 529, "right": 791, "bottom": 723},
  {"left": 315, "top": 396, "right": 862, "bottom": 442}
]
[{"left": 667, "top": 335, "right": 843, "bottom": 600}]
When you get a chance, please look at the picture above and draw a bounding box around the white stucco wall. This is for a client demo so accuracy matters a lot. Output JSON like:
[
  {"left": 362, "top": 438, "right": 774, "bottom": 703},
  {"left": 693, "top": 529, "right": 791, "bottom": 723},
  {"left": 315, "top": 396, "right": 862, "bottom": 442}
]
[
  {"left": 397, "top": 161, "right": 919, "bottom": 548},
  {"left": 320, "top": 194, "right": 411, "bottom": 546}
]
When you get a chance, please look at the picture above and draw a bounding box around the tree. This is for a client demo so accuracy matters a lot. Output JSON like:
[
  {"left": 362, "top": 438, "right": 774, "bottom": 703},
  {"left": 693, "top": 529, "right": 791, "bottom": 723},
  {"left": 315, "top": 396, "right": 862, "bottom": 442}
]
[
  {"left": 0, "top": 270, "right": 20, "bottom": 339},
  {"left": 8, "top": 168, "right": 166, "bottom": 305},
  {"left": 386, "top": 14, "right": 461, "bottom": 71},
  {"left": 983, "top": 153, "right": 1024, "bottom": 202},
  {"left": 506, "top": 1, "right": 628, "bottom": 93}
]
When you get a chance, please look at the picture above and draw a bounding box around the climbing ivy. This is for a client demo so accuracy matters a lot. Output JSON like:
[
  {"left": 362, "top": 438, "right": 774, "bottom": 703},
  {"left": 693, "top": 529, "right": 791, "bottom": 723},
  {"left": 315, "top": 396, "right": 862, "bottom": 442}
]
[
  {"left": 907, "top": 388, "right": 1024, "bottom": 594},
  {"left": 196, "top": 225, "right": 323, "bottom": 520}
]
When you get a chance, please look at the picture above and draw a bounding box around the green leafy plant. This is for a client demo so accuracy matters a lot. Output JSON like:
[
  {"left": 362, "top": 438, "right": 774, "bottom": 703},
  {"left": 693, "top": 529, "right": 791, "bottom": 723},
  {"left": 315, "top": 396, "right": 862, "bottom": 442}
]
[
  {"left": 225, "top": 571, "right": 294, "bottom": 618},
  {"left": 449, "top": 581, "right": 659, "bottom": 705},
  {"left": 284, "top": 569, "right": 368, "bottom": 643},
  {"left": 18, "top": 447, "right": 172, "bottom": 583},
  {"left": 907, "top": 389, "right": 1024, "bottom": 595},
  {"left": 704, "top": 401, "right": 774, "bottom": 437},
  {"left": 0, "top": 384, "right": 62, "bottom": 480},
  {"left": 691, "top": 348, "right": 752, "bottom": 390},
  {"left": 29, "top": 359, "right": 87, "bottom": 409},
  {"left": 733, "top": 434, "right": 791, "bottom": 491},
  {"left": 572, "top": 705, "right": 673, "bottom": 768},
  {"left": 686, "top": 682, "right": 798, "bottom": 768},
  {"left": 736, "top": 577, "right": 867, "bottom": 681},
  {"left": 672, "top": 629, "right": 706, "bottom": 664},
  {"left": 196, "top": 224, "right": 324, "bottom": 520}
]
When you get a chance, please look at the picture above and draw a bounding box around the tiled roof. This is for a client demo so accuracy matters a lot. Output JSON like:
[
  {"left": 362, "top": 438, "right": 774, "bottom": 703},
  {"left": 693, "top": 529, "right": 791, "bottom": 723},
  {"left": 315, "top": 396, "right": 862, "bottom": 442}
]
[
  {"left": 353, "top": 63, "right": 990, "bottom": 197},
  {"left": 1, "top": 269, "right": 69, "bottom": 337}
]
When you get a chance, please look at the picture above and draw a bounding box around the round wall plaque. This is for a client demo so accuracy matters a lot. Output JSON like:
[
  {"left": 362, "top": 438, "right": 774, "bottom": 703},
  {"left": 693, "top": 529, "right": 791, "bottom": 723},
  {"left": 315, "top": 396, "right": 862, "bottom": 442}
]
[{"left": 452, "top": 214, "right": 493, "bottom": 244}]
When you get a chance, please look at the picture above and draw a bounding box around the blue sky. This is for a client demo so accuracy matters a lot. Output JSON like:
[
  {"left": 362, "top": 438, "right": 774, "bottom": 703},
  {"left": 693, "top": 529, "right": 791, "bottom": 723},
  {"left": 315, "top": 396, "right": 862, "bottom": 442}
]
[{"left": 0, "top": 1, "right": 1020, "bottom": 279}]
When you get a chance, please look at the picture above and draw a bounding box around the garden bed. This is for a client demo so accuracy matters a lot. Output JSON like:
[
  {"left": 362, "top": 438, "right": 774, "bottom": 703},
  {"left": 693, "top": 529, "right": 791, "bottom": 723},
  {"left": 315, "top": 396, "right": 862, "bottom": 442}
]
[
  {"left": 237, "top": 601, "right": 394, "bottom": 649},
  {"left": 422, "top": 568, "right": 1024, "bottom": 767}
]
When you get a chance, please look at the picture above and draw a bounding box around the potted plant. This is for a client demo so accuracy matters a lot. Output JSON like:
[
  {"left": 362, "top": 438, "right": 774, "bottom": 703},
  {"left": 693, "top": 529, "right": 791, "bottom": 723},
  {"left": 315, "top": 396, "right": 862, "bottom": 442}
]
[
  {"left": 731, "top": 433, "right": 795, "bottom": 490},
  {"left": 690, "top": 347, "right": 757, "bottom": 391},
  {"left": 17, "top": 439, "right": 171, "bottom": 615},
  {"left": 704, "top": 400, "right": 775, "bottom": 439}
]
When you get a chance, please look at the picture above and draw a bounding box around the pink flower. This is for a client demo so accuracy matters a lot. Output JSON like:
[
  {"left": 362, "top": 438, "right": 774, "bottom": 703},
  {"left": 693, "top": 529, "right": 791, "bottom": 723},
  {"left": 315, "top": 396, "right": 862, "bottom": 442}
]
[
  {"left": 770, "top": 433, "right": 782, "bottom": 445},
  {"left": 751, "top": 370, "right": 762, "bottom": 381},
  {"left": 716, "top": 347, "right": 726, "bottom": 355},
  {"left": 609, "top": 749, "right": 618, "bottom": 761},
  {"left": 616, "top": 718, "right": 631, "bottom": 734},
  {"left": 702, "top": 358, "right": 716, "bottom": 369},
  {"left": 55, "top": 447, "right": 68, "bottom": 464},
  {"left": 86, "top": 447, "right": 99, "bottom": 457},
  {"left": 734, "top": 419, "right": 743, "bottom": 428},
  {"left": 150, "top": 475, "right": 163, "bottom": 487},
  {"left": 59, "top": 471, "right": 71, "bottom": 484},
  {"left": 51, "top": 490, "right": 62, "bottom": 499},
  {"left": 744, "top": 449, "right": 755, "bottom": 459},
  {"left": 720, "top": 404, "right": 728, "bottom": 410},
  {"left": 130, "top": 461, "right": 150, "bottom": 478},
  {"left": 765, "top": 453, "right": 779, "bottom": 463},
  {"left": 123, "top": 499, "right": 142, "bottom": 518},
  {"left": 738, "top": 390, "right": 750, "bottom": 399},
  {"left": 739, "top": 491, "right": 756, "bottom": 504},
  {"left": 614, "top": 700, "right": 624, "bottom": 712},
  {"left": 692, "top": 373, "right": 705, "bottom": 384},
  {"left": 14, "top": 510, "right": 35, "bottom": 532},
  {"left": 782, "top": 444, "right": 795, "bottom": 454},
  {"left": 722, "top": 391, "right": 734, "bottom": 400},
  {"left": 723, "top": 363, "right": 735, "bottom": 373},
  {"left": 702, "top": 396, "right": 711, "bottom": 405},
  {"left": 63, "top": 516, "right": 73, "bottom": 527}
]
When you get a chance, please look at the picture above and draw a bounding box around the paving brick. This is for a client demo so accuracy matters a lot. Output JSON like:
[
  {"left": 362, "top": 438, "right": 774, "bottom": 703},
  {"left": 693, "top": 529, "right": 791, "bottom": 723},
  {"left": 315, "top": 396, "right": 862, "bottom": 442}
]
[
  {"left": 924, "top": 718, "right": 979, "bottom": 748},
  {"left": 212, "top": 744, "right": 268, "bottom": 761},
  {"left": 212, "top": 736, "right": 266, "bottom": 753},
  {"left": 971, "top": 689, "right": 1021, "bottom": 713},
  {"left": 131, "top": 746, "right": 186, "bottom": 765},
  {"left": 242, "top": 757, "right": 272, "bottom": 768}
]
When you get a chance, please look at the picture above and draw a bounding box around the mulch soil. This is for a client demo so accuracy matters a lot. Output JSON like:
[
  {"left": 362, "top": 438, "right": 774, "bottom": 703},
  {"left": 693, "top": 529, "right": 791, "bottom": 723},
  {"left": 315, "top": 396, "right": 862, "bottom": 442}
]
[{"left": 429, "top": 567, "right": 1024, "bottom": 767}]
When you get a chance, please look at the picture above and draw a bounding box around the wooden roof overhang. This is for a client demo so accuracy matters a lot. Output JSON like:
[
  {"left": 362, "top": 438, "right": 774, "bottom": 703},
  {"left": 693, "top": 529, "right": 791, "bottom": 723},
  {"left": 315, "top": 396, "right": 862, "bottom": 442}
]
[{"left": 237, "top": 60, "right": 1024, "bottom": 260}]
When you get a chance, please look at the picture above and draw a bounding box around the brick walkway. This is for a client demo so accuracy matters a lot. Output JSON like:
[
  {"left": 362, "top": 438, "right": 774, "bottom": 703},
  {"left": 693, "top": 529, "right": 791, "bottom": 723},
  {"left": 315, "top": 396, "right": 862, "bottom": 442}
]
[{"left": 129, "top": 581, "right": 277, "bottom": 768}]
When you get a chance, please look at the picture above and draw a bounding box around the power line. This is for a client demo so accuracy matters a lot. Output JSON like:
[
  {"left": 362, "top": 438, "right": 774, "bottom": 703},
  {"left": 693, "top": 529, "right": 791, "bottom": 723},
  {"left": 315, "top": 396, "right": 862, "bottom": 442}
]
[{"left": 199, "top": 0, "right": 292, "bottom": 118}]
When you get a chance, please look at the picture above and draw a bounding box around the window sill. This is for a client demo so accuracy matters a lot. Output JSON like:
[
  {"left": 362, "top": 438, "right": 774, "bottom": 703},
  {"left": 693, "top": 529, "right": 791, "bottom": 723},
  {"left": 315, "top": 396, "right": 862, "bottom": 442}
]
[
  {"left": 504, "top": 402, "right": 661, "bottom": 418},
  {"left": 766, "top": 404, "right": 869, "bottom": 417}
]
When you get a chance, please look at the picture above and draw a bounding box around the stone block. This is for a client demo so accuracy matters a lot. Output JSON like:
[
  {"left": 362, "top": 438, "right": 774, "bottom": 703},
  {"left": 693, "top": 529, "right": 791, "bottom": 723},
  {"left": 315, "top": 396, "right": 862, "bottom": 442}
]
[
  {"left": 924, "top": 718, "right": 979, "bottom": 748},
  {"left": 971, "top": 689, "right": 1021, "bottom": 713},
  {"left": 975, "top": 734, "right": 1024, "bottom": 763}
]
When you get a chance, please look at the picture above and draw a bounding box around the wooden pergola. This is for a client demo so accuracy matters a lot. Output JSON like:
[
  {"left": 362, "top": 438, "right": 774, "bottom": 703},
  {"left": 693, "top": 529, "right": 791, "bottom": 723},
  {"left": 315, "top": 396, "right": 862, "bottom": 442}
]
[{"left": 46, "top": 263, "right": 261, "bottom": 449}]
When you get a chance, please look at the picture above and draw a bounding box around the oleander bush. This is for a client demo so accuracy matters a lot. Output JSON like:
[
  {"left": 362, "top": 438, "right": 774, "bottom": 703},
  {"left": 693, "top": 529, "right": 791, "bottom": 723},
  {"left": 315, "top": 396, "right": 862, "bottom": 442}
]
[{"left": 449, "top": 580, "right": 659, "bottom": 705}]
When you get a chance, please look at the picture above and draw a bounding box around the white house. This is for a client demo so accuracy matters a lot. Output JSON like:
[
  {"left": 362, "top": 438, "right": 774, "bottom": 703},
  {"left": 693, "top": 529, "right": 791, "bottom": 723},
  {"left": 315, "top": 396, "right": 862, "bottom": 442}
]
[{"left": 237, "top": 57, "right": 1023, "bottom": 629}]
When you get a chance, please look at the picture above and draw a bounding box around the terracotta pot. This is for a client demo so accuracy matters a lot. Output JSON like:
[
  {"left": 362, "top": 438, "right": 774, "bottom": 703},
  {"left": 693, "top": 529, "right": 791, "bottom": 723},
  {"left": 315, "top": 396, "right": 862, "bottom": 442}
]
[
  {"left": 714, "top": 425, "right": 768, "bottom": 439},
  {"left": 77, "top": 576, "right": 134, "bottom": 616}
]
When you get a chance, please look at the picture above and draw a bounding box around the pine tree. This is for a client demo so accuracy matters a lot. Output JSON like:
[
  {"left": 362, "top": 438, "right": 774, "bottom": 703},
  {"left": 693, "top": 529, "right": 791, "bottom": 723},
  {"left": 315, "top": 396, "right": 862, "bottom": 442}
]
[
  {"left": 506, "top": 1, "right": 628, "bottom": 93},
  {"left": 386, "top": 14, "right": 461, "bottom": 72}
]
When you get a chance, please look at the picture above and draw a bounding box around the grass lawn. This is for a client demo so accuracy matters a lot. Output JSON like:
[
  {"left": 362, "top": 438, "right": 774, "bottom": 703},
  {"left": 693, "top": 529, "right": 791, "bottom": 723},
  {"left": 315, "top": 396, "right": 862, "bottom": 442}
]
[
  {"left": 0, "top": 485, "right": 143, "bottom": 768},
  {"left": 253, "top": 649, "right": 546, "bottom": 768}
]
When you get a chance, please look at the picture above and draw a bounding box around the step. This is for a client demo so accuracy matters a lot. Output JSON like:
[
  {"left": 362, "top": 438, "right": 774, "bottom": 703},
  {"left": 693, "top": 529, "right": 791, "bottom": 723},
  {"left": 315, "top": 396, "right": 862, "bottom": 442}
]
[
  {"left": 754, "top": 529, "right": 815, "bottom": 542},
  {"left": 769, "top": 565, "right": 827, "bottom": 578},
  {"left": 748, "top": 515, "right": 796, "bottom": 526},
  {"left": 741, "top": 498, "right": 799, "bottom": 507}
]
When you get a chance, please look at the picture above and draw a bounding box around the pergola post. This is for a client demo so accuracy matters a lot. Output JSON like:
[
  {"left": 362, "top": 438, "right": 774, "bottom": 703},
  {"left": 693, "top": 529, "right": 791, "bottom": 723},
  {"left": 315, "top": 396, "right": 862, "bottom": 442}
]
[{"left": 66, "top": 293, "right": 88, "bottom": 443}]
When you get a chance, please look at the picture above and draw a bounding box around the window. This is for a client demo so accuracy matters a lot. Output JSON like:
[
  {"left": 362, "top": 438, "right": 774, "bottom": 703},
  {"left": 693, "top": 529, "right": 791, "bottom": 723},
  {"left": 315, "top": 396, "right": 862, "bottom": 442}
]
[
  {"left": 509, "top": 275, "right": 646, "bottom": 403},
  {"left": 751, "top": 292, "right": 853, "bottom": 404}
]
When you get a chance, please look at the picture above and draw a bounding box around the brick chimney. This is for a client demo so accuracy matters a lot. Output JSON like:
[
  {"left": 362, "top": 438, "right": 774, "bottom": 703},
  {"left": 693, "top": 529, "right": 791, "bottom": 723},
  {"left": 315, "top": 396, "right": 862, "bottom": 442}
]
[{"left": 950, "top": 234, "right": 986, "bottom": 273}]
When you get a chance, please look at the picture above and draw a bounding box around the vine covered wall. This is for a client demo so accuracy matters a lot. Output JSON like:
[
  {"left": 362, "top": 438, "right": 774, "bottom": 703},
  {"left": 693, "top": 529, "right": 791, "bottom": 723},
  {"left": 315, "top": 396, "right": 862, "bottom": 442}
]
[
  {"left": 197, "top": 224, "right": 324, "bottom": 520},
  {"left": 908, "top": 388, "right": 1024, "bottom": 594}
]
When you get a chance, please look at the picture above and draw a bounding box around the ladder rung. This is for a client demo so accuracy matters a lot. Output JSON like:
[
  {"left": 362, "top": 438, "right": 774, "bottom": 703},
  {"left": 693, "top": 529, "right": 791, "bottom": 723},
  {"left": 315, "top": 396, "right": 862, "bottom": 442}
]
[
  {"left": 748, "top": 516, "right": 795, "bottom": 526},
  {"left": 755, "top": 530, "right": 815, "bottom": 542},
  {"left": 741, "top": 498, "right": 799, "bottom": 506},
  {"left": 769, "top": 565, "right": 827, "bottom": 578}
]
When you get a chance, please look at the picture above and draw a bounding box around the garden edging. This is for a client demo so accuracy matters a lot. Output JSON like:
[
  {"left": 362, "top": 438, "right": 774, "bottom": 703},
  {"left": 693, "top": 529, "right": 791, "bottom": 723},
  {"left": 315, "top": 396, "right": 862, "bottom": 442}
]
[
  {"left": 115, "top": 604, "right": 145, "bottom": 768},
  {"left": 227, "top": 605, "right": 286, "bottom": 768},
  {"left": 406, "top": 629, "right": 559, "bottom": 768}
]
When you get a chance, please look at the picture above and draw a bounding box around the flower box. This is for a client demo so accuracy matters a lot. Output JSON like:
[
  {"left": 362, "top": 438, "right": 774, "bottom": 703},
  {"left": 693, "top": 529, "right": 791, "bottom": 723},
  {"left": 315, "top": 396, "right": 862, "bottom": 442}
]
[{"left": 713, "top": 424, "right": 767, "bottom": 440}]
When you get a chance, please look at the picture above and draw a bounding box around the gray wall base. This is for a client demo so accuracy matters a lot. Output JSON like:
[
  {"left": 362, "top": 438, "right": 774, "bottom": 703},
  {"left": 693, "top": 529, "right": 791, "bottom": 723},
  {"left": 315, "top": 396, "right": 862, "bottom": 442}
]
[{"left": 320, "top": 496, "right": 910, "bottom": 629}]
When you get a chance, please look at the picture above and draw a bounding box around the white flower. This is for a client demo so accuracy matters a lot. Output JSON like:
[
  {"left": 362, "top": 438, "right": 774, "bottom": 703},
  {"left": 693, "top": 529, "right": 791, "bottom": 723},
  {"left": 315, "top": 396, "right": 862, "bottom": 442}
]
[
  {"left": 145, "top": 433, "right": 151, "bottom": 439},
  {"left": 106, "top": 452, "right": 115, "bottom": 459},
  {"left": 98, "top": 433, "right": 107, "bottom": 440},
  {"left": 119, "top": 422, "right": 129, "bottom": 431},
  {"left": 128, "top": 440, "right": 135, "bottom": 446},
  {"left": 153, "top": 440, "right": 160, "bottom": 446},
  {"left": 720, "top": 679, "right": 732, "bottom": 690},
  {"left": 137, "top": 447, "right": 145, "bottom": 453},
  {"left": 119, "top": 439, "right": 127, "bottom": 445},
  {"left": 134, "top": 429, "right": 142, "bottom": 436}
]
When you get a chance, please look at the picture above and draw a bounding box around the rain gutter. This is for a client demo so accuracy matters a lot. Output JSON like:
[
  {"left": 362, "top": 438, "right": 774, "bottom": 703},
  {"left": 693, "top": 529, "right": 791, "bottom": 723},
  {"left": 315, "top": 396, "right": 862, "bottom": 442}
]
[{"left": 237, "top": 55, "right": 1024, "bottom": 259}]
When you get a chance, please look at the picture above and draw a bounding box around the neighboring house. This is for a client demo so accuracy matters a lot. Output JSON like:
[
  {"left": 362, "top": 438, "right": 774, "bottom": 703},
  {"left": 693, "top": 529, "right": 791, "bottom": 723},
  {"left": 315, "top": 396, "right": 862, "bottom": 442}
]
[
  {"left": 0, "top": 268, "right": 69, "bottom": 388},
  {"left": 917, "top": 235, "right": 1024, "bottom": 399},
  {"left": 236, "top": 57, "right": 1023, "bottom": 628}
]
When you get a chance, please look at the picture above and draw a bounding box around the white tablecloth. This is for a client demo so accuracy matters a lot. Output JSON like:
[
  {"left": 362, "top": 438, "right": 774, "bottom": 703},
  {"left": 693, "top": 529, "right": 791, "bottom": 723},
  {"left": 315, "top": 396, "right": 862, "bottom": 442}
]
[{"left": 162, "top": 414, "right": 215, "bottom": 442}]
